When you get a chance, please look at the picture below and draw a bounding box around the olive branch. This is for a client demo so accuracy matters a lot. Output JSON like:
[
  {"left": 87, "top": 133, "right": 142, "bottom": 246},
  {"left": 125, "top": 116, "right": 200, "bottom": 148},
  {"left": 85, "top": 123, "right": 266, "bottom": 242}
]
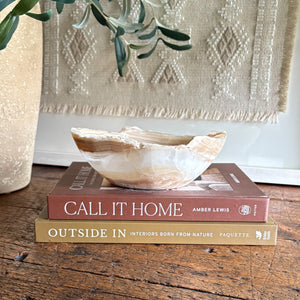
[{"left": 0, "top": 0, "right": 192, "bottom": 76}]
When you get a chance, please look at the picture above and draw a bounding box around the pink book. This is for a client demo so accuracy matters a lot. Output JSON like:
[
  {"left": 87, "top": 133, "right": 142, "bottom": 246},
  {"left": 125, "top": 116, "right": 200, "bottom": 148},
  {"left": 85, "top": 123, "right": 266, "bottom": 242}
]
[{"left": 47, "top": 162, "right": 269, "bottom": 222}]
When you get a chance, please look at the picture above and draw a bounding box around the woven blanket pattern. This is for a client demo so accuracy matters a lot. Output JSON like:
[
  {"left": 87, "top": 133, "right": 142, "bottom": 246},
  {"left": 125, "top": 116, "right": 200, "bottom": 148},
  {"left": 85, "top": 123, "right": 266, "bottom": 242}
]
[{"left": 40, "top": 0, "right": 299, "bottom": 123}]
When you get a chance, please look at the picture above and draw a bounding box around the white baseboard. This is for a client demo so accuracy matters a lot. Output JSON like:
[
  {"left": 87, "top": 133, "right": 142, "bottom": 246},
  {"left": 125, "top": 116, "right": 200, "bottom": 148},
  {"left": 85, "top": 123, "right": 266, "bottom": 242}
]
[
  {"left": 239, "top": 166, "right": 300, "bottom": 186},
  {"left": 34, "top": 150, "right": 83, "bottom": 167},
  {"left": 34, "top": 150, "right": 300, "bottom": 186}
]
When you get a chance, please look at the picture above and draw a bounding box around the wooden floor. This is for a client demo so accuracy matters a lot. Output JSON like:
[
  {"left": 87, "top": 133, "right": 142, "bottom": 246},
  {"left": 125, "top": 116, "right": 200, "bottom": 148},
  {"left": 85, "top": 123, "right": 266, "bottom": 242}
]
[{"left": 0, "top": 165, "right": 299, "bottom": 300}]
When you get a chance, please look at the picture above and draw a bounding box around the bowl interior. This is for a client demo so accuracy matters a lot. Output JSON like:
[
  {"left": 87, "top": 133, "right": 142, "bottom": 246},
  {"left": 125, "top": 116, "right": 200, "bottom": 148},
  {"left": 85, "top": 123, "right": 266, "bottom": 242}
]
[{"left": 123, "top": 128, "right": 194, "bottom": 146}]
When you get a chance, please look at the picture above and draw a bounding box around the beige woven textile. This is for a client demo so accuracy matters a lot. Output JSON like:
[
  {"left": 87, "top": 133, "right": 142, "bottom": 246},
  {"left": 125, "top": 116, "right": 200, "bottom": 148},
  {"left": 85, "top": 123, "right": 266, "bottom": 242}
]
[{"left": 40, "top": 0, "right": 299, "bottom": 123}]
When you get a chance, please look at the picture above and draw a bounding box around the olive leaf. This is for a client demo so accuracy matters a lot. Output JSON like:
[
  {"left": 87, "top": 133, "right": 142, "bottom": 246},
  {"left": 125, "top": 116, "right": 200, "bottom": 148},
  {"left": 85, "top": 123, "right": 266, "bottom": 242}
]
[
  {"left": 129, "top": 43, "right": 148, "bottom": 50},
  {"left": 51, "top": 0, "right": 75, "bottom": 4},
  {"left": 122, "top": 44, "right": 131, "bottom": 75},
  {"left": 109, "top": 17, "right": 143, "bottom": 33},
  {"left": 137, "top": 38, "right": 160, "bottom": 59},
  {"left": 138, "top": 0, "right": 145, "bottom": 23},
  {"left": 90, "top": 0, "right": 104, "bottom": 14},
  {"left": 11, "top": 0, "right": 40, "bottom": 16},
  {"left": 114, "top": 35, "right": 127, "bottom": 76},
  {"left": 56, "top": 2, "right": 64, "bottom": 14},
  {"left": 91, "top": 0, "right": 108, "bottom": 27},
  {"left": 0, "top": 0, "right": 16, "bottom": 12},
  {"left": 161, "top": 38, "right": 192, "bottom": 51},
  {"left": 26, "top": 10, "right": 52, "bottom": 21},
  {"left": 138, "top": 26, "right": 157, "bottom": 40},
  {"left": 73, "top": 4, "right": 90, "bottom": 29},
  {"left": 129, "top": 35, "right": 156, "bottom": 50},
  {"left": 119, "top": 0, "right": 131, "bottom": 21},
  {"left": 137, "top": 38, "right": 192, "bottom": 59},
  {"left": 0, "top": 14, "right": 19, "bottom": 50},
  {"left": 0, "top": 0, "right": 53, "bottom": 49},
  {"left": 158, "top": 26, "right": 190, "bottom": 41}
]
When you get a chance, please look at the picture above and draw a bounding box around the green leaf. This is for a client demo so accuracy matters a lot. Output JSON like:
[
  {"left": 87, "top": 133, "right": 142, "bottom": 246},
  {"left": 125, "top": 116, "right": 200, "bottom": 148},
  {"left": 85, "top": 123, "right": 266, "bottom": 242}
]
[
  {"left": 137, "top": 38, "right": 192, "bottom": 59},
  {"left": 158, "top": 26, "right": 190, "bottom": 41},
  {"left": 0, "top": 13, "right": 13, "bottom": 44},
  {"left": 138, "top": 0, "right": 145, "bottom": 23},
  {"left": 122, "top": 44, "right": 131, "bottom": 75},
  {"left": 137, "top": 38, "right": 159, "bottom": 59},
  {"left": 161, "top": 39, "right": 192, "bottom": 51},
  {"left": 0, "top": 15, "right": 19, "bottom": 50},
  {"left": 138, "top": 26, "right": 157, "bottom": 40},
  {"left": 90, "top": 0, "right": 103, "bottom": 13},
  {"left": 73, "top": 5, "right": 90, "bottom": 29},
  {"left": 129, "top": 43, "right": 148, "bottom": 50},
  {"left": 114, "top": 36, "right": 127, "bottom": 76},
  {"left": 91, "top": 2, "right": 107, "bottom": 26},
  {"left": 51, "top": 0, "right": 75, "bottom": 4},
  {"left": 56, "top": 2, "right": 64, "bottom": 14},
  {"left": 90, "top": 0, "right": 114, "bottom": 31},
  {"left": 11, "top": 0, "right": 40, "bottom": 16},
  {"left": 120, "top": 0, "right": 130, "bottom": 21},
  {"left": 0, "top": 0, "right": 16, "bottom": 12},
  {"left": 135, "top": 16, "right": 154, "bottom": 34},
  {"left": 26, "top": 9, "right": 52, "bottom": 21},
  {"left": 109, "top": 17, "right": 143, "bottom": 33}
]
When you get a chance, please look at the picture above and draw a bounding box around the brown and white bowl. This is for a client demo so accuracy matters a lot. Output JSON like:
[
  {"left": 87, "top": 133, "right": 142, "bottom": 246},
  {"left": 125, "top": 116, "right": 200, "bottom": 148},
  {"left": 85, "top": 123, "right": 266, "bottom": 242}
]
[{"left": 71, "top": 127, "right": 226, "bottom": 190}]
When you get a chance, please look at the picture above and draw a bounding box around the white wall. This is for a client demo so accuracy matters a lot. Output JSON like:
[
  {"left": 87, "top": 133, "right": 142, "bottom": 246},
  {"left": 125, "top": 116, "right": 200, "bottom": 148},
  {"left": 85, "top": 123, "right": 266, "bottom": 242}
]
[{"left": 34, "top": 11, "right": 300, "bottom": 185}]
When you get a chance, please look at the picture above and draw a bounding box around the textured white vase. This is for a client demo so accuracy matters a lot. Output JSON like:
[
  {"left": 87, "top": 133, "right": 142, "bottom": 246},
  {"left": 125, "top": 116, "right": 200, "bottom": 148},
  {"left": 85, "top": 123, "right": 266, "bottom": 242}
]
[{"left": 0, "top": 5, "right": 43, "bottom": 193}]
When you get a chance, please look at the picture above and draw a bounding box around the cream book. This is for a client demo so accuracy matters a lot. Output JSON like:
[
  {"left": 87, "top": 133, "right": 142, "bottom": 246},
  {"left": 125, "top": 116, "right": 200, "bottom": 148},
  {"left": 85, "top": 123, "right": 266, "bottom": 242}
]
[{"left": 35, "top": 207, "right": 277, "bottom": 245}]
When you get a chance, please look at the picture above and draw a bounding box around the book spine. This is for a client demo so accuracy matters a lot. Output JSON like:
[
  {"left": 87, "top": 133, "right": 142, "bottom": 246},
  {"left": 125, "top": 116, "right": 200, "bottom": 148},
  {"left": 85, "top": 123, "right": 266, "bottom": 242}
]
[
  {"left": 48, "top": 196, "right": 269, "bottom": 222},
  {"left": 35, "top": 219, "right": 277, "bottom": 245}
]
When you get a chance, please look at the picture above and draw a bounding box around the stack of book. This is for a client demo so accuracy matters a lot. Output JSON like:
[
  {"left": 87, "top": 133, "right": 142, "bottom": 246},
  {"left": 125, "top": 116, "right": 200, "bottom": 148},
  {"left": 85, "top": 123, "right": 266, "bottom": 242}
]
[{"left": 35, "top": 162, "right": 277, "bottom": 245}]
